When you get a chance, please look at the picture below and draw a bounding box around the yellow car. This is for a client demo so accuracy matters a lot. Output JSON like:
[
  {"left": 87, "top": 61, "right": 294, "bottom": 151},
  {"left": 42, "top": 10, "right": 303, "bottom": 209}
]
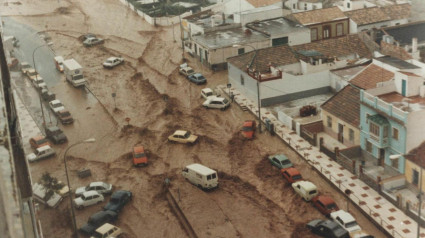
[
  {"left": 26, "top": 69, "right": 42, "bottom": 80},
  {"left": 168, "top": 130, "right": 198, "bottom": 144}
]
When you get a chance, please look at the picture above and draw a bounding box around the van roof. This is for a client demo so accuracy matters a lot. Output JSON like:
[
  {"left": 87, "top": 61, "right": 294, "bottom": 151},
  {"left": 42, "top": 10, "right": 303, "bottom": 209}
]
[
  {"left": 174, "top": 130, "right": 188, "bottom": 136},
  {"left": 54, "top": 56, "right": 64, "bottom": 62},
  {"left": 295, "top": 181, "right": 317, "bottom": 190},
  {"left": 95, "top": 223, "right": 116, "bottom": 233},
  {"left": 186, "top": 163, "right": 217, "bottom": 176}
]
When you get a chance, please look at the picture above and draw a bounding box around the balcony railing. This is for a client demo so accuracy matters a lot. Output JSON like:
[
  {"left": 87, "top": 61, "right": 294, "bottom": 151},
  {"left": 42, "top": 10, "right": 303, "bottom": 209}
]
[{"left": 360, "top": 90, "right": 408, "bottom": 123}]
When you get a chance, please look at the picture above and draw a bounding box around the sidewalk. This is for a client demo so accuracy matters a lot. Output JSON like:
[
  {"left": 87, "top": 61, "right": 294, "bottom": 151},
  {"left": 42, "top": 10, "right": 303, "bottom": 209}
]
[{"left": 221, "top": 85, "right": 422, "bottom": 238}]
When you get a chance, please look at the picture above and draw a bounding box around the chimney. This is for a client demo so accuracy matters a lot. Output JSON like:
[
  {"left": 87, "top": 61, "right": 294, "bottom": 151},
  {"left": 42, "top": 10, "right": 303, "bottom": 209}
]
[{"left": 412, "top": 37, "right": 418, "bottom": 53}]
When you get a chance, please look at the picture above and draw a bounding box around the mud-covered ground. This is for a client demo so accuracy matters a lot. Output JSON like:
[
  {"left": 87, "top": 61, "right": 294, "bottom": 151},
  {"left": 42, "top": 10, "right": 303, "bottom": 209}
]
[{"left": 2, "top": 0, "right": 411, "bottom": 237}]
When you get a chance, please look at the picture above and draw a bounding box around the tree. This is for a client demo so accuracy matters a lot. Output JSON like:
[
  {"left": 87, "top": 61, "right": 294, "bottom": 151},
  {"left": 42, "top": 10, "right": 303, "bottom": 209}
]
[{"left": 39, "top": 172, "right": 64, "bottom": 202}]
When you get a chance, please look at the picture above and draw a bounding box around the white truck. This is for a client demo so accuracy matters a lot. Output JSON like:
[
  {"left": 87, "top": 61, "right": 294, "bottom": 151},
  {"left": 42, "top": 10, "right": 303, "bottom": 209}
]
[
  {"left": 182, "top": 163, "right": 218, "bottom": 190},
  {"left": 63, "top": 59, "right": 86, "bottom": 87}
]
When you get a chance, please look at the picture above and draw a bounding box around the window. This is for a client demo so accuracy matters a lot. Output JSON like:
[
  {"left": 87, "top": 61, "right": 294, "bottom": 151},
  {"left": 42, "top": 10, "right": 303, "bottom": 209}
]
[
  {"left": 347, "top": 2, "right": 350, "bottom": 8},
  {"left": 391, "top": 157, "right": 398, "bottom": 169},
  {"left": 349, "top": 129, "right": 354, "bottom": 141},
  {"left": 336, "top": 23, "right": 343, "bottom": 36},
  {"left": 304, "top": 3, "right": 307, "bottom": 10},
  {"left": 413, "top": 169, "right": 419, "bottom": 185},
  {"left": 238, "top": 48, "right": 245, "bottom": 55},
  {"left": 366, "top": 113, "right": 371, "bottom": 123},
  {"left": 293, "top": 3, "right": 296, "bottom": 9},
  {"left": 272, "top": 37, "right": 288, "bottom": 46},
  {"left": 369, "top": 122, "right": 380, "bottom": 136},
  {"left": 392, "top": 127, "right": 399, "bottom": 140},
  {"left": 207, "top": 175, "right": 212, "bottom": 180},
  {"left": 323, "top": 25, "right": 331, "bottom": 39},
  {"left": 194, "top": 44, "right": 197, "bottom": 55},
  {"left": 327, "top": 116, "right": 332, "bottom": 128},
  {"left": 240, "top": 75, "right": 244, "bottom": 85},
  {"left": 366, "top": 141, "right": 372, "bottom": 153},
  {"left": 311, "top": 28, "right": 318, "bottom": 41}
]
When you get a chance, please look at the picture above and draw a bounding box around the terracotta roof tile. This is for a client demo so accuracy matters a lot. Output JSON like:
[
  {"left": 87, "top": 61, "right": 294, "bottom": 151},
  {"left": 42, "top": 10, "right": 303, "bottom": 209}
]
[
  {"left": 321, "top": 85, "right": 360, "bottom": 127},
  {"left": 399, "top": 71, "right": 420, "bottom": 77},
  {"left": 245, "top": 0, "right": 281, "bottom": 8},
  {"left": 381, "top": 3, "right": 411, "bottom": 21},
  {"left": 407, "top": 141, "right": 425, "bottom": 168},
  {"left": 288, "top": 7, "right": 347, "bottom": 25},
  {"left": 345, "top": 7, "right": 391, "bottom": 25},
  {"left": 350, "top": 64, "right": 394, "bottom": 89},
  {"left": 227, "top": 34, "right": 372, "bottom": 72}
]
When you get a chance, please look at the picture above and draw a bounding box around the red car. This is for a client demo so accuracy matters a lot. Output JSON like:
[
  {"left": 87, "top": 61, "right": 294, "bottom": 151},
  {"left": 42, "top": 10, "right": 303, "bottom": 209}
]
[
  {"left": 132, "top": 146, "right": 148, "bottom": 167},
  {"left": 312, "top": 195, "right": 339, "bottom": 216},
  {"left": 29, "top": 135, "right": 51, "bottom": 150},
  {"left": 281, "top": 167, "right": 303, "bottom": 183},
  {"left": 242, "top": 120, "right": 256, "bottom": 139}
]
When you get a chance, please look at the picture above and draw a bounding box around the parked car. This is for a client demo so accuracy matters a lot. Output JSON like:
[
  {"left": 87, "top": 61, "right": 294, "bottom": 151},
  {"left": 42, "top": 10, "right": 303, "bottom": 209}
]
[
  {"left": 83, "top": 37, "right": 104, "bottom": 47},
  {"left": 75, "top": 182, "right": 113, "bottom": 197},
  {"left": 57, "top": 110, "right": 74, "bottom": 125},
  {"left": 26, "top": 145, "right": 56, "bottom": 162},
  {"left": 49, "top": 99, "right": 65, "bottom": 114},
  {"left": 132, "top": 146, "right": 148, "bottom": 167},
  {"left": 29, "top": 135, "right": 50, "bottom": 150},
  {"left": 20, "top": 62, "right": 32, "bottom": 74},
  {"left": 306, "top": 219, "right": 349, "bottom": 238},
  {"left": 350, "top": 230, "right": 374, "bottom": 238},
  {"left": 241, "top": 120, "right": 256, "bottom": 139},
  {"left": 268, "top": 154, "right": 293, "bottom": 169},
  {"left": 103, "top": 57, "right": 124, "bottom": 68},
  {"left": 32, "top": 77, "right": 47, "bottom": 90},
  {"left": 201, "top": 88, "right": 220, "bottom": 100},
  {"left": 79, "top": 210, "right": 118, "bottom": 236},
  {"left": 330, "top": 210, "right": 361, "bottom": 233},
  {"left": 312, "top": 195, "right": 339, "bottom": 216},
  {"left": 74, "top": 191, "right": 104, "bottom": 209},
  {"left": 104, "top": 190, "right": 132, "bottom": 213},
  {"left": 45, "top": 126, "right": 67, "bottom": 144},
  {"left": 187, "top": 73, "right": 206, "bottom": 85},
  {"left": 91, "top": 223, "right": 123, "bottom": 238},
  {"left": 292, "top": 181, "right": 318, "bottom": 201},
  {"left": 26, "top": 68, "right": 41, "bottom": 80},
  {"left": 41, "top": 88, "right": 56, "bottom": 101},
  {"left": 32, "top": 182, "right": 63, "bottom": 208},
  {"left": 80, "top": 33, "right": 96, "bottom": 42},
  {"left": 54, "top": 56, "right": 65, "bottom": 72},
  {"left": 203, "top": 96, "right": 230, "bottom": 110},
  {"left": 168, "top": 130, "right": 198, "bottom": 144},
  {"left": 179, "top": 64, "right": 195, "bottom": 77},
  {"left": 281, "top": 167, "right": 303, "bottom": 183}
]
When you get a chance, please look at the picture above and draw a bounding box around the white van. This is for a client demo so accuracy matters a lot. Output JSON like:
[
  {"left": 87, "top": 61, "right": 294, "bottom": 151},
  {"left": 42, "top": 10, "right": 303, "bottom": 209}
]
[
  {"left": 90, "top": 223, "right": 122, "bottom": 238},
  {"left": 182, "top": 163, "right": 218, "bottom": 190},
  {"left": 292, "top": 181, "right": 318, "bottom": 201}
]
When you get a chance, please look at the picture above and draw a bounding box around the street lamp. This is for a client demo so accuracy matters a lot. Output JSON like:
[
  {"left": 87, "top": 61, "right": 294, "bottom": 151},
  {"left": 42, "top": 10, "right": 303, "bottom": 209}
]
[
  {"left": 232, "top": 44, "right": 262, "bottom": 133},
  {"left": 32, "top": 44, "right": 49, "bottom": 129},
  {"left": 64, "top": 138, "right": 96, "bottom": 238},
  {"left": 390, "top": 154, "right": 422, "bottom": 237}
]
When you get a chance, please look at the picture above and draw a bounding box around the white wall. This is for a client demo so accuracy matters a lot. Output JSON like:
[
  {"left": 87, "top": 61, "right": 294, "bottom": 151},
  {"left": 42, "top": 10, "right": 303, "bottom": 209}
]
[
  {"left": 356, "top": 19, "right": 408, "bottom": 33},
  {"left": 234, "top": 6, "right": 287, "bottom": 25},
  {"left": 406, "top": 110, "right": 425, "bottom": 152},
  {"left": 330, "top": 71, "right": 350, "bottom": 92},
  {"left": 285, "top": 30, "right": 311, "bottom": 46},
  {"left": 349, "top": 19, "right": 358, "bottom": 34},
  {"left": 394, "top": 72, "right": 424, "bottom": 97}
]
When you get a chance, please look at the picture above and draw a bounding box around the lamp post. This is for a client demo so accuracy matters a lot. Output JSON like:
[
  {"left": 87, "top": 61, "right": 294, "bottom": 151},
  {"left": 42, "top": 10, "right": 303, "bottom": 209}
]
[
  {"left": 232, "top": 44, "right": 262, "bottom": 133},
  {"left": 390, "top": 154, "right": 422, "bottom": 237},
  {"left": 64, "top": 138, "right": 96, "bottom": 238},
  {"left": 32, "top": 44, "right": 49, "bottom": 130}
]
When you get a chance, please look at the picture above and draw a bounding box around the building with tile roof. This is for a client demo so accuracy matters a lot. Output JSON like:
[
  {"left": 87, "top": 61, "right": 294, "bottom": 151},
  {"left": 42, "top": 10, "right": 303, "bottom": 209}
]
[
  {"left": 350, "top": 64, "right": 394, "bottom": 89},
  {"left": 321, "top": 84, "right": 361, "bottom": 147},
  {"left": 285, "top": 7, "right": 349, "bottom": 41},
  {"left": 227, "top": 34, "right": 372, "bottom": 106},
  {"left": 344, "top": 3, "right": 410, "bottom": 33}
]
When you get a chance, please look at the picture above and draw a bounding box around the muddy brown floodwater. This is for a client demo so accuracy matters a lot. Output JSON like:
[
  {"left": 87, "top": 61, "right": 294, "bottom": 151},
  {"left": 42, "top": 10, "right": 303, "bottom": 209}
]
[{"left": 3, "top": 0, "right": 415, "bottom": 237}]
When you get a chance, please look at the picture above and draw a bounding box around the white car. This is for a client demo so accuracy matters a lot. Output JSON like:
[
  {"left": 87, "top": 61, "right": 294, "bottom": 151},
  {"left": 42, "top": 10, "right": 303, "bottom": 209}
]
[
  {"left": 32, "top": 77, "right": 47, "bottom": 90},
  {"left": 26, "top": 145, "right": 56, "bottom": 162},
  {"left": 103, "top": 57, "right": 124, "bottom": 68},
  {"left": 201, "top": 88, "right": 220, "bottom": 100},
  {"left": 75, "top": 181, "right": 113, "bottom": 197},
  {"left": 203, "top": 96, "right": 230, "bottom": 110},
  {"left": 21, "top": 62, "right": 32, "bottom": 74},
  {"left": 330, "top": 210, "right": 362, "bottom": 233},
  {"left": 49, "top": 99, "right": 65, "bottom": 114},
  {"left": 74, "top": 191, "right": 104, "bottom": 209}
]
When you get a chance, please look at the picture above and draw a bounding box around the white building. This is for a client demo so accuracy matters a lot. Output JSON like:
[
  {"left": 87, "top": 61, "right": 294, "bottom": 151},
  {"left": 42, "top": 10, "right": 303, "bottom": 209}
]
[{"left": 284, "top": 0, "right": 323, "bottom": 13}]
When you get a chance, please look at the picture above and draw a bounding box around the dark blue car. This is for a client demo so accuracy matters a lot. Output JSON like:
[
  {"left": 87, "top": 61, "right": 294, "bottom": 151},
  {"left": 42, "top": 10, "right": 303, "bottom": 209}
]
[
  {"left": 187, "top": 73, "right": 206, "bottom": 85},
  {"left": 79, "top": 210, "right": 118, "bottom": 236},
  {"left": 104, "top": 190, "right": 132, "bottom": 213}
]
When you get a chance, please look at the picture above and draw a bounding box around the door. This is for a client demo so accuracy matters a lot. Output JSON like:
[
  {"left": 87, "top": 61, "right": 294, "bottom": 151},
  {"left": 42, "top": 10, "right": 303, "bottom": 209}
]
[
  {"left": 338, "top": 123, "right": 344, "bottom": 143},
  {"left": 379, "top": 148, "right": 385, "bottom": 166},
  {"left": 413, "top": 169, "right": 419, "bottom": 185},
  {"left": 323, "top": 25, "right": 331, "bottom": 39},
  {"left": 402, "top": 79, "right": 407, "bottom": 96}
]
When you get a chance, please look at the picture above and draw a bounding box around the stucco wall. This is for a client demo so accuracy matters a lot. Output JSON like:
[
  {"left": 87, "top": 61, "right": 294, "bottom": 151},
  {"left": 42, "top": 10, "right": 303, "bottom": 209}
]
[
  {"left": 310, "top": 19, "right": 349, "bottom": 41},
  {"left": 406, "top": 110, "right": 425, "bottom": 152},
  {"left": 321, "top": 110, "right": 361, "bottom": 146},
  {"left": 405, "top": 160, "right": 425, "bottom": 191},
  {"left": 234, "top": 7, "right": 288, "bottom": 25},
  {"left": 356, "top": 19, "right": 409, "bottom": 33}
]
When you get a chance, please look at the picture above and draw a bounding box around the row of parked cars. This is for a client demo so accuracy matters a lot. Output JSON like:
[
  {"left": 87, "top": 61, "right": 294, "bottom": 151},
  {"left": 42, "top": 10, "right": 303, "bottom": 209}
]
[
  {"left": 267, "top": 154, "right": 373, "bottom": 238},
  {"left": 72, "top": 181, "right": 132, "bottom": 237}
]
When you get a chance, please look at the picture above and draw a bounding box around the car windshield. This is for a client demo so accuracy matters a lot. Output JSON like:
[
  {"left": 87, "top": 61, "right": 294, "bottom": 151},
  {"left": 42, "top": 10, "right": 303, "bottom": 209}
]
[
  {"left": 134, "top": 152, "right": 145, "bottom": 158},
  {"left": 242, "top": 126, "right": 253, "bottom": 132},
  {"left": 60, "top": 111, "right": 71, "bottom": 117},
  {"left": 36, "top": 138, "right": 48, "bottom": 145},
  {"left": 187, "top": 69, "right": 194, "bottom": 74},
  {"left": 106, "top": 60, "right": 113, "bottom": 64},
  {"left": 34, "top": 78, "right": 44, "bottom": 83},
  {"left": 28, "top": 71, "right": 37, "bottom": 76},
  {"left": 73, "top": 74, "right": 84, "bottom": 80},
  {"left": 205, "top": 92, "right": 213, "bottom": 96},
  {"left": 292, "top": 175, "right": 302, "bottom": 180},
  {"left": 326, "top": 203, "right": 337, "bottom": 210},
  {"left": 281, "top": 160, "right": 291, "bottom": 165},
  {"left": 184, "top": 132, "right": 191, "bottom": 138},
  {"left": 196, "top": 75, "right": 205, "bottom": 80},
  {"left": 223, "top": 99, "right": 229, "bottom": 104},
  {"left": 22, "top": 64, "right": 31, "bottom": 69},
  {"left": 53, "top": 103, "right": 63, "bottom": 108},
  {"left": 345, "top": 221, "right": 358, "bottom": 228}
]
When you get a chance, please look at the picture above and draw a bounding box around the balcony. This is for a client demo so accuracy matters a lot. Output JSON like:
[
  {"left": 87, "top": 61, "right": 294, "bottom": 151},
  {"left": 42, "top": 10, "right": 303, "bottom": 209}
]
[
  {"left": 360, "top": 90, "right": 408, "bottom": 124},
  {"left": 367, "top": 115, "right": 389, "bottom": 148},
  {"left": 369, "top": 132, "right": 389, "bottom": 148}
]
